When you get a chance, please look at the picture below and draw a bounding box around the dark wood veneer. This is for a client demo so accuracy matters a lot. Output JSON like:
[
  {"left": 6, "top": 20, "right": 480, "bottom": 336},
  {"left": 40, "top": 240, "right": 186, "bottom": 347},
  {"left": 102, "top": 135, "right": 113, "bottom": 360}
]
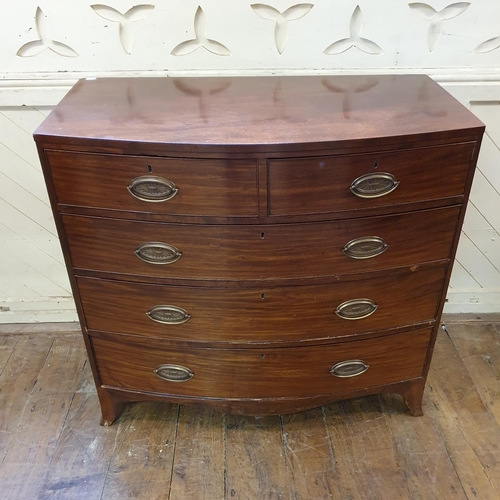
[
  {"left": 91, "top": 327, "right": 431, "bottom": 400},
  {"left": 47, "top": 150, "right": 259, "bottom": 217},
  {"left": 63, "top": 206, "right": 459, "bottom": 281},
  {"left": 268, "top": 142, "right": 474, "bottom": 216},
  {"left": 34, "top": 75, "right": 484, "bottom": 424},
  {"left": 77, "top": 268, "right": 445, "bottom": 344},
  {"left": 34, "top": 76, "right": 483, "bottom": 152}
]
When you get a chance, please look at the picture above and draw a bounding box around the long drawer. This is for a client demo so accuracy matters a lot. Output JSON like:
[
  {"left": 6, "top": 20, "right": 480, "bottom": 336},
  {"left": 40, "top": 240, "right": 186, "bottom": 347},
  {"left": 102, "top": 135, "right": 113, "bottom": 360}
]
[
  {"left": 268, "top": 142, "right": 474, "bottom": 216},
  {"left": 46, "top": 150, "right": 259, "bottom": 217},
  {"left": 77, "top": 267, "right": 445, "bottom": 344},
  {"left": 64, "top": 206, "right": 459, "bottom": 281},
  {"left": 92, "top": 327, "right": 431, "bottom": 399}
]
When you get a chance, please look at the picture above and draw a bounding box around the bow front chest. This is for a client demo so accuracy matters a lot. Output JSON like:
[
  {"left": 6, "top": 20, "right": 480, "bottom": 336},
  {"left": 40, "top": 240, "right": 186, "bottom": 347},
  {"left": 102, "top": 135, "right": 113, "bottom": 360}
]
[{"left": 35, "top": 75, "right": 484, "bottom": 425}]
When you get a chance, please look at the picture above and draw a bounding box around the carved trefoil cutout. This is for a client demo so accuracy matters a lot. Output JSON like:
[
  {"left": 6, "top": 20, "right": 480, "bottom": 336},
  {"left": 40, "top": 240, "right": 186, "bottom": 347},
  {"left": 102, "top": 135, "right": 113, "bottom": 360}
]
[
  {"left": 409, "top": 2, "right": 470, "bottom": 52},
  {"left": 91, "top": 4, "right": 154, "bottom": 54},
  {"left": 171, "top": 6, "right": 230, "bottom": 56},
  {"left": 324, "top": 6, "right": 383, "bottom": 55},
  {"left": 251, "top": 3, "right": 313, "bottom": 54},
  {"left": 476, "top": 36, "right": 500, "bottom": 53},
  {"left": 17, "top": 7, "right": 78, "bottom": 57}
]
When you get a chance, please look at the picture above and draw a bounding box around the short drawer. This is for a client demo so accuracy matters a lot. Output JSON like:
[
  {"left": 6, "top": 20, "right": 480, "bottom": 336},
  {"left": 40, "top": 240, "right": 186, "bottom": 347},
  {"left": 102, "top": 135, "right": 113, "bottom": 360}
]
[
  {"left": 46, "top": 150, "right": 258, "bottom": 217},
  {"left": 64, "top": 206, "right": 459, "bottom": 281},
  {"left": 92, "top": 327, "right": 431, "bottom": 399},
  {"left": 268, "top": 142, "right": 474, "bottom": 216},
  {"left": 78, "top": 267, "right": 445, "bottom": 344}
]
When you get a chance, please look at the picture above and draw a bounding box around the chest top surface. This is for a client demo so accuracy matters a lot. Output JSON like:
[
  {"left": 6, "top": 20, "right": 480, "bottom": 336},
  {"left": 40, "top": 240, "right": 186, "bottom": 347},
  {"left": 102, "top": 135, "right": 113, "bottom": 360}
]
[{"left": 34, "top": 75, "right": 483, "bottom": 153}]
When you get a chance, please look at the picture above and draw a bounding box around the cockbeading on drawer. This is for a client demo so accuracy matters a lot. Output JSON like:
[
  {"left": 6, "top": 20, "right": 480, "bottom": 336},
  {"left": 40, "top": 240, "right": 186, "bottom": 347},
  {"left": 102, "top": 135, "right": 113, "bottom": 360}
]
[{"left": 46, "top": 150, "right": 259, "bottom": 217}]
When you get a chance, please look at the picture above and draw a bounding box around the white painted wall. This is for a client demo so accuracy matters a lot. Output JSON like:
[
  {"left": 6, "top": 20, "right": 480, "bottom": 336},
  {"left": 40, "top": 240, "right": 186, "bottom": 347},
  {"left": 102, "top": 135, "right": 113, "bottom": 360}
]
[{"left": 1, "top": 0, "right": 499, "bottom": 322}]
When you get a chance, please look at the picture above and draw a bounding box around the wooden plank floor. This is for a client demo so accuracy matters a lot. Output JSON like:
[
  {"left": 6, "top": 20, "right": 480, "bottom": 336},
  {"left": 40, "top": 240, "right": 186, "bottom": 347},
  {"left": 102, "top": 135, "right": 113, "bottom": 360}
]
[{"left": 0, "top": 320, "right": 499, "bottom": 500}]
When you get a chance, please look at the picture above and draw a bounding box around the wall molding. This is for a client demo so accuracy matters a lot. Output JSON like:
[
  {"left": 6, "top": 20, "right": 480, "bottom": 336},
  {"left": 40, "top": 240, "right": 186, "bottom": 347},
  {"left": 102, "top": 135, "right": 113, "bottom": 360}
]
[
  {"left": 0, "top": 298, "right": 78, "bottom": 324},
  {"left": 444, "top": 291, "right": 500, "bottom": 314},
  {"left": 2, "top": 68, "right": 500, "bottom": 106}
]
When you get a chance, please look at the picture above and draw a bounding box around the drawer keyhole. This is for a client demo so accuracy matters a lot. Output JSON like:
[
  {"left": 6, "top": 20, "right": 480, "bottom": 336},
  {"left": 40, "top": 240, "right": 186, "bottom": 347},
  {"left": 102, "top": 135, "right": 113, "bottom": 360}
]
[
  {"left": 373, "top": 160, "right": 379, "bottom": 169},
  {"left": 260, "top": 232, "right": 265, "bottom": 239},
  {"left": 147, "top": 165, "right": 153, "bottom": 173}
]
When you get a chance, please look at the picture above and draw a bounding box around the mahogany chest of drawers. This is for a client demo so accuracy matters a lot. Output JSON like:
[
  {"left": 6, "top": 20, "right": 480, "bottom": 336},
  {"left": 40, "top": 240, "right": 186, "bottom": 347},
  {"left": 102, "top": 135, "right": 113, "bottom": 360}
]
[{"left": 35, "top": 75, "right": 484, "bottom": 425}]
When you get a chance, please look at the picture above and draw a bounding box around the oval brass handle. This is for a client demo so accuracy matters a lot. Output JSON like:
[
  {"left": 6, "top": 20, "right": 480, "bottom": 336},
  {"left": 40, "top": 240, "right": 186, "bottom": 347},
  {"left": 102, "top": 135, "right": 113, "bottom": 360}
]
[
  {"left": 342, "top": 236, "right": 388, "bottom": 260},
  {"left": 135, "top": 242, "right": 182, "bottom": 265},
  {"left": 335, "top": 298, "right": 378, "bottom": 320},
  {"left": 127, "top": 175, "right": 178, "bottom": 202},
  {"left": 330, "top": 360, "right": 369, "bottom": 378},
  {"left": 350, "top": 172, "right": 399, "bottom": 199},
  {"left": 154, "top": 364, "right": 194, "bottom": 382},
  {"left": 147, "top": 305, "right": 191, "bottom": 325}
]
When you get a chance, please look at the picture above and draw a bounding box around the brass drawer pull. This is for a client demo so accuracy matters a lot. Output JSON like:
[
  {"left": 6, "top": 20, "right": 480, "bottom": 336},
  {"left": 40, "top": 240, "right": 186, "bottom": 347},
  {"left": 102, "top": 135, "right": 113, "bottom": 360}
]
[
  {"left": 350, "top": 172, "right": 399, "bottom": 198},
  {"left": 135, "top": 242, "right": 182, "bottom": 265},
  {"left": 335, "top": 298, "right": 378, "bottom": 320},
  {"left": 330, "top": 360, "right": 369, "bottom": 378},
  {"left": 127, "top": 175, "right": 178, "bottom": 202},
  {"left": 154, "top": 364, "right": 194, "bottom": 382},
  {"left": 342, "top": 236, "right": 388, "bottom": 259},
  {"left": 147, "top": 305, "right": 191, "bottom": 325}
]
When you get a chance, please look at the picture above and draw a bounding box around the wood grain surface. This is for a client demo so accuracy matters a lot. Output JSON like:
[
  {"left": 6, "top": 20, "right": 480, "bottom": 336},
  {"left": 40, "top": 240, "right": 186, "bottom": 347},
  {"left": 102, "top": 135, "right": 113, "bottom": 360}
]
[
  {"left": 63, "top": 206, "right": 459, "bottom": 281},
  {"left": 99, "top": 402, "right": 179, "bottom": 500},
  {"left": 225, "top": 415, "right": 287, "bottom": 499},
  {"left": 169, "top": 405, "right": 224, "bottom": 500},
  {"left": 447, "top": 323, "right": 500, "bottom": 425},
  {"left": 34, "top": 76, "right": 484, "bottom": 153},
  {"left": 91, "top": 327, "right": 430, "bottom": 400},
  {"left": 34, "top": 75, "right": 484, "bottom": 423},
  {"left": 77, "top": 268, "right": 444, "bottom": 344},
  {"left": 280, "top": 408, "right": 339, "bottom": 499},
  {"left": 0, "top": 335, "right": 55, "bottom": 465},
  {"left": 0, "top": 335, "right": 86, "bottom": 499},
  {"left": 268, "top": 142, "right": 474, "bottom": 216},
  {"left": 1, "top": 322, "right": 499, "bottom": 499},
  {"left": 47, "top": 150, "right": 259, "bottom": 217}
]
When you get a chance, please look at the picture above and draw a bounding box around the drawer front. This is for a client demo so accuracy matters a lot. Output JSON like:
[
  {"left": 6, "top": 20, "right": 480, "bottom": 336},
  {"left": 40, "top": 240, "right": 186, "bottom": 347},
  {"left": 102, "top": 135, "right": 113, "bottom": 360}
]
[
  {"left": 46, "top": 150, "right": 258, "bottom": 217},
  {"left": 78, "top": 267, "right": 445, "bottom": 343},
  {"left": 268, "top": 142, "right": 474, "bottom": 216},
  {"left": 92, "top": 327, "right": 431, "bottom": 399},
  {"left": 64, "top": 206, "right": 459, "bottom": 281}
]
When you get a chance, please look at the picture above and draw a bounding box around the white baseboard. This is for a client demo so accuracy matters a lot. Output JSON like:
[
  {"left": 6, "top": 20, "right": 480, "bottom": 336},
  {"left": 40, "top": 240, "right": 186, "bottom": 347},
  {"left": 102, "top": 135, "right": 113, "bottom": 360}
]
[
  {"left": 0, "top": 298, "right": 78, "bottom": 324},
  {"left": 444, "top": 291, "right": 500, "bottom": 314}
]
